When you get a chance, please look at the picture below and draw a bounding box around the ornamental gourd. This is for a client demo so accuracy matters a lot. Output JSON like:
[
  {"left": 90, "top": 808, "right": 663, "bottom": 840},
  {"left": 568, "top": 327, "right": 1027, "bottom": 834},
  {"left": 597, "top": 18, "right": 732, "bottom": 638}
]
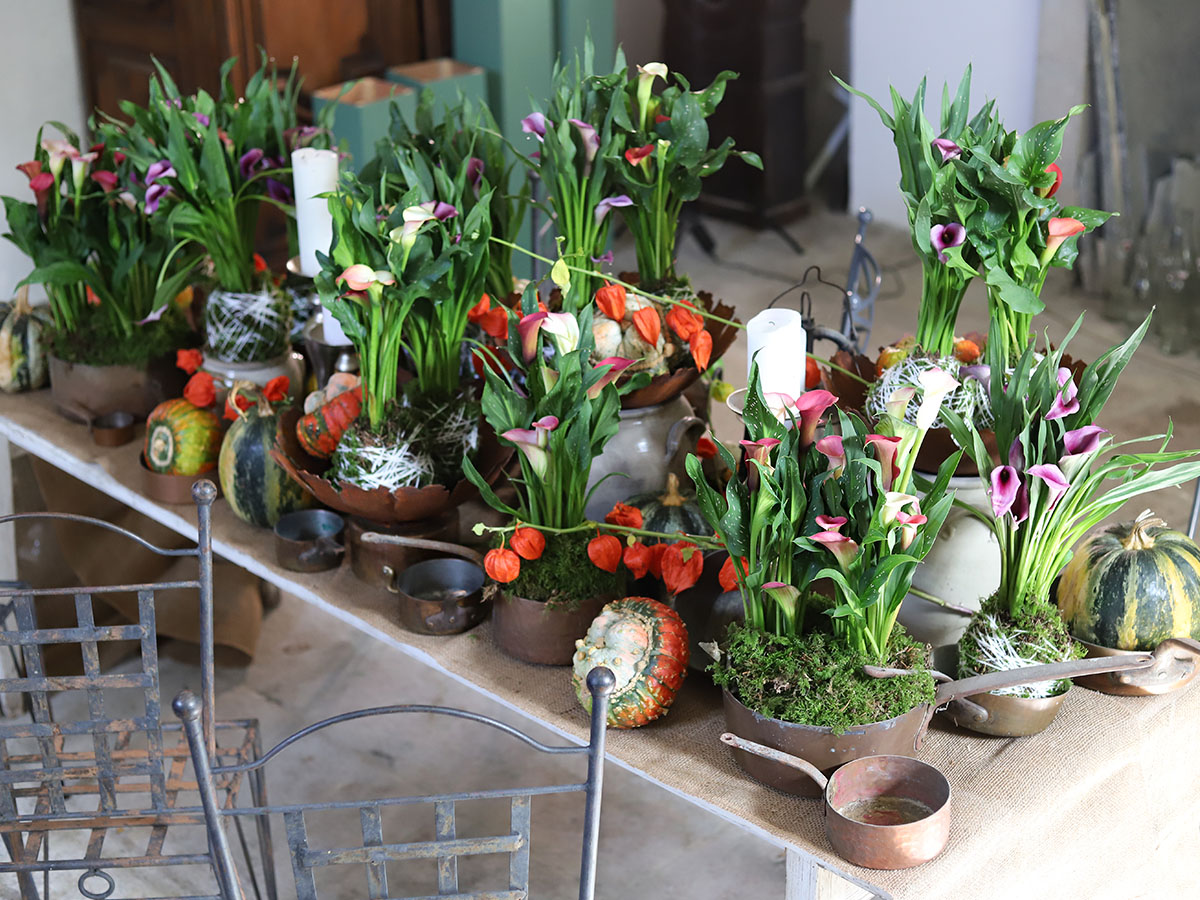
[
  {"left": 627, "top": 473, "right": 711, "bottom": 543},
  {"left": 0, "top": 287, "right": 47, "bottom": 393},
  {"left": 571, "top": 597, "right": 689, "bottom": 728},
  {"left": 1057, "top": 511, "right": 1200, "bottom": 650},
  {"left": 296, "top": 385, "right": 361, "bottom": 458},
  {"left": 219, "top": 389, "right": 312, "bottom": 527},
  {"left": 144, "top": 399, "right": 223, "bottom": 475}
]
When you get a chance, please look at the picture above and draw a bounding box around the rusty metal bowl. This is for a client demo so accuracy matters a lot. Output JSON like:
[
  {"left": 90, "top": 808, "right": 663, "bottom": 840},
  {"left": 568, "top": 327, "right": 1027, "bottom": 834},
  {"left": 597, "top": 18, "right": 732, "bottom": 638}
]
[
  {"left": 139, "top": 455, "right": 222, "bottom": 505},
  {"left": 721, "top": 734, "right": 952, "bottom": 870},
  {"left": 90, "top": 411, "right": 138, "bottom": 447},
  {"left": 1075, "top": 637, "right": 1200, "bottom": 696}
]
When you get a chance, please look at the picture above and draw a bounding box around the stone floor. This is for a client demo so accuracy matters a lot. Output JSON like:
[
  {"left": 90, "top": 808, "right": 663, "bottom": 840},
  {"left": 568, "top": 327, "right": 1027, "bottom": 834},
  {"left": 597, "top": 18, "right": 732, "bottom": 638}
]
[{"left": 8, "top": 207, "right": 1200, "bottom": 900}]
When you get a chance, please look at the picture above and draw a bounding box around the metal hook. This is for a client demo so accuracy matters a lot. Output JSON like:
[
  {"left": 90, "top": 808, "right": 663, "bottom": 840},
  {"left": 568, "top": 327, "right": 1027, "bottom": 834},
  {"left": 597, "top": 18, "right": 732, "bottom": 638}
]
[
  {"left": 765, "top": 264, "right": 850, "bottom": 310},
  {"left": 78, "top": 868, "right": 116, "bottom": 900}
]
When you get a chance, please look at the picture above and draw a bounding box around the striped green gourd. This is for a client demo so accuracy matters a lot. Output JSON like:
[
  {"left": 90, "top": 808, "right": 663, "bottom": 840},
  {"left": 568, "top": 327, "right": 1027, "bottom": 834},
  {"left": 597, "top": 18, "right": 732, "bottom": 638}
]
[
  {"left": 0, "top": 287, "right": 47, "bottom": 393},
  {"left": 1057, "top": 511, "right": 1200, "bottom": 650},
  {"left": 219, "top": 389, "right": 311, "bottom": 527}
]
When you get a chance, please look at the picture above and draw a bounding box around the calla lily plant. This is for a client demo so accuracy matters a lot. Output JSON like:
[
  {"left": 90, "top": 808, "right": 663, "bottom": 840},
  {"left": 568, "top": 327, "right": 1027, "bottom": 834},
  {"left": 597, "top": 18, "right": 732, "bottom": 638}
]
[
  {"left": 464, "top": 281, "right": 649, "bottom": 529},
  {"left": 687, "top": 364, "right": 960, "bottom": 663}
]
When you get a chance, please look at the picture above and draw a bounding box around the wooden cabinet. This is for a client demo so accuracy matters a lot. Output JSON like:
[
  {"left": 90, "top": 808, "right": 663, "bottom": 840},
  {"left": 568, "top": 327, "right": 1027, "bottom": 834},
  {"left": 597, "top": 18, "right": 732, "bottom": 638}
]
[{"left": 73, "top": 0, "right": 451, "bottom": 118}]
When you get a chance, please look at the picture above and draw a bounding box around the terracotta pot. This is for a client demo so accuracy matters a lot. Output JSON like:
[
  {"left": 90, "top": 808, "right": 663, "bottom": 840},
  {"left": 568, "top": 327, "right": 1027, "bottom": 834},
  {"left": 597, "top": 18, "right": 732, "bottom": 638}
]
[
  {"left": 722, "top": 689, "right": 930, "bottom": 798},
  {"left": 49, "top": 354, "right": 185, "bottom": 421},
  {"left": 493, "top": 592, "right": 609, "bottom": 666},
  {"left": 584, "top": 396, "right": 705, "bottom": 521},
  {"left": 345, "top": 510, "right": 460, "bottom": 589}
]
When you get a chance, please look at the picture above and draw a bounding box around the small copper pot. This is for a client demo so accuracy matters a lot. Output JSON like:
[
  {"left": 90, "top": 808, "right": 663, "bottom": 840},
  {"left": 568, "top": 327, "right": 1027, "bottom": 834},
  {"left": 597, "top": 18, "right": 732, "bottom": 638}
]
[
  {"left": 346, "top": 510, "right": 459, "bottom": 588},
  {"left": 274, "top": 509, "right": 345, "bottom": 572},
  {"left": 721, "top": 734, "right": 952, "bottom": 870},
  {"left": 139, "top": 455, "right": 222, "bottom": 505},
  {"left": 90, "top": 411, "right": 138, "bottom": 447}
]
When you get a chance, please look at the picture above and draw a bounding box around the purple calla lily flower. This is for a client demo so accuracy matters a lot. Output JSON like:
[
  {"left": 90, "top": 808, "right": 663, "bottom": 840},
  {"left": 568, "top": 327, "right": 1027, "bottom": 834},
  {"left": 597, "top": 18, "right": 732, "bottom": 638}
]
[
  {"left": 587, "top": 357, "right": 634, "bottom": 398},
  {"left": 239, "top": 148, "right": 265, "bottom": 179},
  {"left": 810, "top": 531, "right": 860, "bottom": 572},
  {"left": 144, "top": 160, "right": 175, "bottom": 185},
  {"left": 932, "top": 138, "right": 962, "bottom": 163},
  {"left": 1029, "top": 463, "right": 1070, "bottom": 510},
  {"left": 567, "top": 118, "right": 600, "bottom": 163},
  {"left": 265, "top": 178, "right": 292, "bottom": 204},
  {"left": 420, "top": 200, "right": 458, "bottom": 221},
  {"left": 594, "top": 194, "right": 633, "bottom": 225},
  {"left": 591, "top": 251, "right": 614, "bottom": 265},
  {"left": 144, "top": 182, "right": 171, "bottom": 214},
  {"left": 465, "top": 156, "right": 484, "bottom": 189},
  {"left": 990, "top": 465, "right": 1021, "bottom": 519},
  {"left": 193, "top": 112, "right": 210, "bottom": 127},
  {"left": 930, "top": 222, "right": 966, "bottom": 263},
  {"left": 1063, "top": 424, "right": 1108, "bottom": 456},
  {"left": 521, "top": 112, "right": 548, "bottom": 141},
  {"left": 959, "top": 364, "right": 991, "bottom": 395},
  {"left": 816, "top": 435, "right": 845, "bottom": 475},
  {"left": 135, "top": 304, "right": 168, "bottom": 325},
  {"left": 1045, "top": 367, "right": 1079, "bottom": 420},
  {"left": 1009, "top": 437, "right": 1025, "bottom": 471}
]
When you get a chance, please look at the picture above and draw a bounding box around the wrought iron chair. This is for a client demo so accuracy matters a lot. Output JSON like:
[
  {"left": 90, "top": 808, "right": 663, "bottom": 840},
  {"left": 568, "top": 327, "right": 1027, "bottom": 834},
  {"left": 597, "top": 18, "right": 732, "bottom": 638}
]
[
  {"left": 173, "top": 666, "right": 616, "bottom": 900},
  {"left": 0, "top": 480, "right": 275, "bottom": 900}
]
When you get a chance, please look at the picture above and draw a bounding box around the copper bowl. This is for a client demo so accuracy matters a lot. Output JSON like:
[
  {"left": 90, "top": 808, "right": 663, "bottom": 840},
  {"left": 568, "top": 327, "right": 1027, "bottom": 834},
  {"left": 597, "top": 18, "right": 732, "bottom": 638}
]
[
  {"left": 139, "top": 455, "right": 222, "bottom": 505},
  {"left": 270, "top": 408, "right": 512, "bottom": 525}
]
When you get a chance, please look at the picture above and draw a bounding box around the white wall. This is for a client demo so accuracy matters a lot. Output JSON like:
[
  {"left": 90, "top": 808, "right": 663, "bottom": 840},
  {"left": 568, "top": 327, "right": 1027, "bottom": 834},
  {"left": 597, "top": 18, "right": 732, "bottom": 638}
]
[
  {"left": 0, "top": 0, "right": 86, "bottom": 297},
  {"left": 847, "top": 0, "right": 1042, "bottom": 227}
]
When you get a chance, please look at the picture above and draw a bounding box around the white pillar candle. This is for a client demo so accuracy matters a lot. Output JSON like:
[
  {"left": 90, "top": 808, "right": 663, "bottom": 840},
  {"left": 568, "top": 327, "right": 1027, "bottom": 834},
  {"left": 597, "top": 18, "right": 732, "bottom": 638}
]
[
  {"left": 746, "top": 308, "right": 807, "bottom": 398},
  {"left": 291, "top": 148, "right": 339, "bottom": 278},
  {"left": 320, "top": 303, "right": 353, "bottom": 346}
]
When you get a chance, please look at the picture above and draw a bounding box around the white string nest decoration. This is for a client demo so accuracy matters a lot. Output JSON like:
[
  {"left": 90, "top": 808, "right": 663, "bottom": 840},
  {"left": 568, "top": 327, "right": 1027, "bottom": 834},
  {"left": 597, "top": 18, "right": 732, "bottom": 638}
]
[
  {"left": 865, "top": 353, "right": 993, "bottom": 433},
  {"left": 960, "top": 613, "right": 1070, "bottom": 699},
  {"left": 204, "top": 288, "right": 293, "bottom": 363}
]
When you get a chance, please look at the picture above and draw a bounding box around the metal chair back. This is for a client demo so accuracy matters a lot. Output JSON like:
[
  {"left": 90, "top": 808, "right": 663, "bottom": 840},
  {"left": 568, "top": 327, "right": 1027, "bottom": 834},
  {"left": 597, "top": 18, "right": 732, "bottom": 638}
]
[
  {"left": 174, "top": 666, "right": 616, "bottom": 900},
  {"left": 0, "top": 479, "right": 272, "bottom": 900}
]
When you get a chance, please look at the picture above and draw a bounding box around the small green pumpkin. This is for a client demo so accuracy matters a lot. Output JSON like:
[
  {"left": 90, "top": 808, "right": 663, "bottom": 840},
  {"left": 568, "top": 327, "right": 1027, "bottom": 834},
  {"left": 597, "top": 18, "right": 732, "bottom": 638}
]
[
  {"left": 144, "top": 398, "right": 223, "bottom": 475},
  {"left": 219, "top": 389, "right": 312, "bottom": 527},
  {"left": 628, "top": 473, "right": 711, "bottom": 544},
  {"left": 1057, "top": 510, "right": 1200, "bottom": 650},
  {"left": 0, "top": 287, "right": 47, "bottom": 393}
]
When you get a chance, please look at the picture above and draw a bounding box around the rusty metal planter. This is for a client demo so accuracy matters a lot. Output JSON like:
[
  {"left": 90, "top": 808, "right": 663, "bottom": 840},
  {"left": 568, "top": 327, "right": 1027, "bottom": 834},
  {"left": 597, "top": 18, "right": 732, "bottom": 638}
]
[{"left": 493, "top": 592, "right": 609, "bottom": 666}]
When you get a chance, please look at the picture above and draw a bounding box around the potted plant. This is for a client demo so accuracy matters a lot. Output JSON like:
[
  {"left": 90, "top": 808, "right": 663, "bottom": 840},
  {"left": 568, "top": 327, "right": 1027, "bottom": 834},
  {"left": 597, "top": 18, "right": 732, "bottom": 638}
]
[
  {"left": 941, "top": 311, "right": 1200, "bottom": 735},
  {"left": 683, "top": 363, "right": 961, "bottom": 793},
  {"left": 273, "top": 138, "right": 510, "bottom": 531},
  {"left": 103, "top": 56, "right": 303, "bottom": 396},
  {"left": 2, "top": 124, "right": 201, "bottom": 417},
  {"left": 363, "top": 91, "right": 530, "bottom": 304}
]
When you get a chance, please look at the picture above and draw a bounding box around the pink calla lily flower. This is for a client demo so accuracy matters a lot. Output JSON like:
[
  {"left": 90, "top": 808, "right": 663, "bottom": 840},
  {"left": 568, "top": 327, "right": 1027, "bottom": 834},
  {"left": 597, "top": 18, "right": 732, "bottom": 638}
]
[
  {"left": 895, "top": 510, "right": 928, "bottom": 551},
  {"left": 41, "top": 139, "right": 78, "bottom": 179},
  {"left": 882, "top": 492, "right": 920, "bottom": 526},
  {"left": 1038, "top": 163, "right": 1063, "bottom": 199},
  {"left": 517, "top": 311, "right": 550, "bottom": 362},
  {"left": 420, "top": 200, "right": 458, "bottom": 221},
  {"left": 886, "top": 386, "right": 917, "bottom": 421},
  {"left": 815, "top": 515, "right": 848, "bottom": 533},
  {"left": 594, "top": 194, "right": 633, "bottom": 225},
  {"left": 1042, "top": 217, "right": 1085, "bottom": 263},
  {"left": 816, "top": 435, "right": 845, "bottom": 475},
  {"left": 1045, "top": 367, "right": 1079, "bottom": 420},
  {"left": 567, "top": 118, "right": 600, "bottom": 163},
  {"left": 796, "top": 389, "right": 839, "bottom": 448},
  {"left": 91, "top": 171, "right": 118, "bottom": 193},
  {"left": 865, "top": 434, "right": 903, "bottom": 491},
  {"left": 931, "top": 139, "right": 962, "bottom": 163},
  {"left": 739, "top": 437, "right": 780, "bottom": 491},
  {"left": 501, "top": 416, "right": 559, "bottom": 479},
  {"left": 16, "top": 160, "right": 43, "bottom": 182},
  {"left": 931, "top": 222, "right": 966, "bottom": 263},
  {"left": 810, "top": 531, "right": 860, "bottom": 572},
  {"left": 587, "top": 357, "right": 634, "bottom": 398},
  {"left": 338, "top": 264, "right": 378, "bottom": 292},
  {"left": 764, "top": 391, "right": 800, "bottom": 423},
  {"left": 1029, "top": 463, "right": 1070, "bottom": 511},
  {"left": 465, "top": 157, "right": 484, "bottom": 189},
  {"left": 540, "top": 311, "right": 580, "bottom": 356}
]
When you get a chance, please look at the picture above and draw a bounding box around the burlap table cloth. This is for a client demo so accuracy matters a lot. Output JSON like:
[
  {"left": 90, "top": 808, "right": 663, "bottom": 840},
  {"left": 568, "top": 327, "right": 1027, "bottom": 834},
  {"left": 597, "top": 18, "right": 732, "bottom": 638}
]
[{"left": 3, "top": 389, "right": 1198, "bottom": 900}]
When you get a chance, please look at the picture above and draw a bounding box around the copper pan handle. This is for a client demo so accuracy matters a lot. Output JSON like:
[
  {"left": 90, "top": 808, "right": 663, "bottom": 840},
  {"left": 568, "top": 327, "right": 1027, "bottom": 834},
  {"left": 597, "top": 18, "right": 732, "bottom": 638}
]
[
  {"left": 864, "top": 665, "right": 989, "bottom": 722},
  {"left": 720, "top": 733, "right": 828, "bottom": 792},
  {"left": 360, "top": 532, "right": 484, "bottom": 566},
  {"left": 934, "top": 653, "right": 1155, "bottom": 706}
]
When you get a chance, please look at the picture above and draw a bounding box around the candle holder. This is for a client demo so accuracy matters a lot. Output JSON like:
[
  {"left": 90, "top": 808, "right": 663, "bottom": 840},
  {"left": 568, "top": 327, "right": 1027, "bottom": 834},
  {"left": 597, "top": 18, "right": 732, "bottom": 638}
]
[{"left": 303, "top": 316, "right": 359, "bottom": 390}]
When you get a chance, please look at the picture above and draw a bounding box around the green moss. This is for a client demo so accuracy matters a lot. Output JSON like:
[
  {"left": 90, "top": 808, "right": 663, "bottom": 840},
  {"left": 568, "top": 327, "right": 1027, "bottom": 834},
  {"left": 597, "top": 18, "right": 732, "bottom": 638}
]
[
  {"left": 507, "top": 530, "right": 625, "bottom": 610},
  {"left": 51, "top": 314, "right": 193, "bottom": 367},
  {"left": 711, "top": 624, "right": 935, "bottom": 733},
  {"left": 957, "top": 594, "right": 1085, "bottom": 697}
]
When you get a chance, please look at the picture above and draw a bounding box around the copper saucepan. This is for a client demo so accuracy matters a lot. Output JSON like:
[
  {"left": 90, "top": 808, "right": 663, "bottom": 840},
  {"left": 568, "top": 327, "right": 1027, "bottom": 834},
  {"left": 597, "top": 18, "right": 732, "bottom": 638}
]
[
  {"left": 721, "top": 733, "right": 951, "bottom": 870},
  {"left": 1075, "top": 637, "right": 1200, "bottom": 695}
]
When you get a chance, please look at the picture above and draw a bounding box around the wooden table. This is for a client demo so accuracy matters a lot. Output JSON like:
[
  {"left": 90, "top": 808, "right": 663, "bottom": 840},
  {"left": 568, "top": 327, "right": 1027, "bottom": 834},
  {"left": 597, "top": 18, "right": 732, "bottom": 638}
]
[{"left": 3, "top": 389, "right": 1198, "bottom": 900}]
